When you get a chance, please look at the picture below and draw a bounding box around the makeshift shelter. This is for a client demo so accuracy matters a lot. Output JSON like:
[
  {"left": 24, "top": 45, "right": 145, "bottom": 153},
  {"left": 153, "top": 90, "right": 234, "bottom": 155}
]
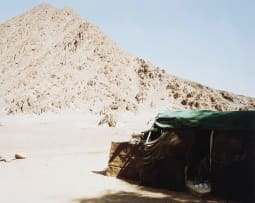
[{"left": 107, "top": 110, "right": 255, "bottom": 201}]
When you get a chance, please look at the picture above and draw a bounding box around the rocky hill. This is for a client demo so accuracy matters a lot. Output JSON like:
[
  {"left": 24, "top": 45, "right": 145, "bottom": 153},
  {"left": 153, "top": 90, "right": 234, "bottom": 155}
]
[{"left": 0, "top": 4, "right": 254, "bottom": 119}]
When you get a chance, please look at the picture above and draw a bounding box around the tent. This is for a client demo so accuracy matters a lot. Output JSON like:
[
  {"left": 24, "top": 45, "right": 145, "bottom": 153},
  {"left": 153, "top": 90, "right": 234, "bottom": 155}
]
[{"left": 107, "top": 110, "right": 255, "bottom": 201}]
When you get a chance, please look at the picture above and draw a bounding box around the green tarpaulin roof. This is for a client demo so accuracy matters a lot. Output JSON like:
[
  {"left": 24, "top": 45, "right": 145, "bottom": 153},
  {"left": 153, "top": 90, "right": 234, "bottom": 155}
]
[{"left": 152, "top": 110, "right": 255, "bottom": 131}]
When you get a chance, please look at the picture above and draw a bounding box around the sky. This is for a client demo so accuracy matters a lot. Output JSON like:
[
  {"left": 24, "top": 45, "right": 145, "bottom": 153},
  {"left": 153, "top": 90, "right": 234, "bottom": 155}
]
[{"left": 0, "top": 0, "right": 254, "bottom": 97}]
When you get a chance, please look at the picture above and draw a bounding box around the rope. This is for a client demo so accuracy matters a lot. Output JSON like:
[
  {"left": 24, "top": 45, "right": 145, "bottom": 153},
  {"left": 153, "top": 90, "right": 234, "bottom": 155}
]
[
  {"left": 145, "top": 131, "right": 152, "bottom": 144},
  {"left": 209, "top": 130, "right": 214, "bottom": 171}
]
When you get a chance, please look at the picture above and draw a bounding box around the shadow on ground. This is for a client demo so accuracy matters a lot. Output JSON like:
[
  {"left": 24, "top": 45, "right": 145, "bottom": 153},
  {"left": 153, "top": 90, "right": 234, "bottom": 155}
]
[
  {"left": 73, "top": 170, "right": 237, "bottom": 203},
  {"left": 75, "top": 190, "right": 231, "bottom": 203},
  {"left": 83, "top": 170, "right": 235, "bottom": 203}
]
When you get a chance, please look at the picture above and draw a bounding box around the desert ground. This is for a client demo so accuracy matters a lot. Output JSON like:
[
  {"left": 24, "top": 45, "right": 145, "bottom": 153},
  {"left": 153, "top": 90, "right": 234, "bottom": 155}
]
[{"left": 0, "top": 113, "right": 236, "bottom": 203}]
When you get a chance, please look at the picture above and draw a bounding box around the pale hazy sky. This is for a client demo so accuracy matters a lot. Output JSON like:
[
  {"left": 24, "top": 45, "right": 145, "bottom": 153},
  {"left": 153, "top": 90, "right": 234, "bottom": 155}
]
[{"left": 1, "top": 1, "right": 254, "bottom": 97}]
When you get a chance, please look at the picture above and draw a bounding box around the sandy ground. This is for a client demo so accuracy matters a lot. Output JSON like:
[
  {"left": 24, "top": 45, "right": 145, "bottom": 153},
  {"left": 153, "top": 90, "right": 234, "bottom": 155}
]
[{"left": 0, "top": 115, "right": 233, "bottom": 203}]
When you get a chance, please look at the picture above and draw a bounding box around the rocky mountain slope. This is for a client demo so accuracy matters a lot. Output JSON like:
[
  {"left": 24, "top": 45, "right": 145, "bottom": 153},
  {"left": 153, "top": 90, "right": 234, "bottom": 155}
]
[{"left": 0, "top": 4, "right": 254, "bottom": 118}]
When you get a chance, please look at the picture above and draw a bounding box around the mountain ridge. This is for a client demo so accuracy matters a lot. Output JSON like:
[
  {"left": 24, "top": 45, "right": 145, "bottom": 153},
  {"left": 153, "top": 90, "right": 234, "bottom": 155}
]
[{"left": 0, "top": 4, "right": 254, "bottom": 117}]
